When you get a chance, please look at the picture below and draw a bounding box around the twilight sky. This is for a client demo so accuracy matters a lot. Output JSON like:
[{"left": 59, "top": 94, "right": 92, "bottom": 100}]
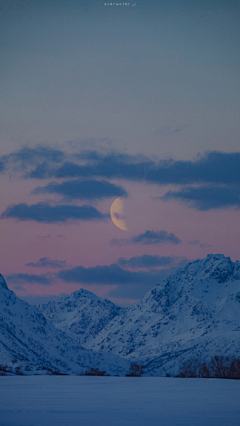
[{"left": 1, "top": 0, "right": 240, "bottom": 305}]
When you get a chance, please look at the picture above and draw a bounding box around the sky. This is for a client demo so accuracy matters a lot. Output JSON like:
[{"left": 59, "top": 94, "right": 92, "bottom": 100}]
[{"left": 0, "top": 0, "right": 240, "bottom": 305}]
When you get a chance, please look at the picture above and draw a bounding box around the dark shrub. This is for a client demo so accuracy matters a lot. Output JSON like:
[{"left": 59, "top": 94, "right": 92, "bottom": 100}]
[
  {"left": 209, "top": 355, "right": 230, "bottom": 378},
  {"left": 178, "top": 356, "right": 240, "bottom": 379},
  {"left": 85, "top": 368, "right": 106, "bottom": 376},
  {"left": 126, "top": 362, "right": 144, "bottom": 377}
]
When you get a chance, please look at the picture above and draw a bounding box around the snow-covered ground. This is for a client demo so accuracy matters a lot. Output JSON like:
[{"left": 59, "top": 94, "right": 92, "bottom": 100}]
[{"left": 0, "top": 377, "right": 239, "bottom": 426}]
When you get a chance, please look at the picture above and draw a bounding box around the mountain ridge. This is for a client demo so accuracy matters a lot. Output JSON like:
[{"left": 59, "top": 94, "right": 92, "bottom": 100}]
[
  {"left": 38, "top": 254, "right": 240, "bottom": 375},
  {"left": 1, "top": 254, "right": 240, "bottom": 376},
  {"left": 37, "top": 287, "right": 125, "bottom": 346},
  {"left": 0, "top": 276, "right": 129, "bottom": 376}
]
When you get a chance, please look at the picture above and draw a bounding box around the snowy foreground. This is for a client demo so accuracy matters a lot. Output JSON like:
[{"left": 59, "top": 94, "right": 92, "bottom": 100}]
[{"left": 0, "top": 377, "right": 239, "bottom": 426}]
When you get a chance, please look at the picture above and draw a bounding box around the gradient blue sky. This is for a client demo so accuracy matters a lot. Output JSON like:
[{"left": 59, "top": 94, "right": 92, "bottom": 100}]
[{"left": 1, "top": 0, "right": 240, "bottom": 304}]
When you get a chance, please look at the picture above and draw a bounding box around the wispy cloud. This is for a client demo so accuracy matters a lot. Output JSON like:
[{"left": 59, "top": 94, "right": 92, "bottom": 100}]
[
  {"left": 36, "top": 234, "right": 52, "bottom": 240},
  {"left": 155, "top": 124, "right": 187, "bottom": 136},
  {"left": 6, "top": 273, "right": 52, "bottom": 286},
  {"left": 23, "top": 293, "right": 70, "bottom": 305},
  {"left": 1, "top": 202, "right": 109, "bottom": 223},
  {"left": 0, "top": 146, "right": 65, "bottom": 175},
  {"left": 26, "top": 257, "right": 68, "bottom": 269},
  {"left": 188, "top": 239, "right": 212, "bottom": 248},
  {"left": 33, "top": 179, "right": 127, "bottom": 200},
  {"left": 130, "top": 230, "right": 181, "bottom": 245},
  {"left": 110, "top": 230, "right": 181, "bottom": 246},
  {"left": 116, "top": 255, "right": 176, "bottom": 268}
]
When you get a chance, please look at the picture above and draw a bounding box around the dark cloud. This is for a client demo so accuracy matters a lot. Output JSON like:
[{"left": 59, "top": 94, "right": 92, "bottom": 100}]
[
  {"left": 3, "top": 147, "right": 240, "bottom": 190},
  {"left": 27, "top": 150, "right": 240, "bottom": 187},
  {"left": 130, "top": 230, "right": 181, "bottom": 245},
  {"left": 6, "top": 273, "right": 52, "bottom": 285},
  {"left": 147, "top": 152, "right": 240, "bottom": 186},
  {"left": 54, "top": 156, "right": 153, "bottom": 181},
  {"left": 1, "top": 202, "right": 108, "bottom": 223},
  {"left": 58, "top": 264, "right": 160, "bottom": 286},
  {"left": 116, "top": 255, "right": 175, "bottom": 268},
  {"left": 58, "top": 261, "right": 183, "bottom": 299},
  {"left": 3, "top": 146, "right": 240, "bottom": 212},
  {"left": 28, "top": 161, "right": 83, "bottom": 179},
  {"left": 28, "top": 150, "right": 154, "bottom": 181},
  {"left": 33, "top": 179, "right": 127, "bottom": 200},
  {"left": 188, "top": 239, "right": 212, "bottom": 248},
  {"left": 58, "top": 258, "right": 192, "bottom": 298},
  {"left": 9, "top": 256, "right": 189, "bottom": 299},
  {"left": 108, "top": 274, "right": 168, "bottom": 300},
  {"left": 26, "top": 257, "right": 68, "bottom": 269},
  {"left": 161, "top": 185, "right": 240, "bottom": 210}
]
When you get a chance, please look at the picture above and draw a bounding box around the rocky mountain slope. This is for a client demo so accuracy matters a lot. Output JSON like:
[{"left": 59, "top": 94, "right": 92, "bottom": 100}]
[
  {"left": 37, "top": 288, "right": 124, "bottom": 346},
  {"left": 0, "top": 275, "right": 128, "bottom": 375},
  {"left": 39, "top": 254, "right": 240, "bottom": 376}
]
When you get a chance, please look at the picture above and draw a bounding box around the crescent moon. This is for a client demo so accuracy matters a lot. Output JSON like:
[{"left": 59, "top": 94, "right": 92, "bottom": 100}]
[{"left": 110, "top": 197, "right": 129, "bottom": 231}]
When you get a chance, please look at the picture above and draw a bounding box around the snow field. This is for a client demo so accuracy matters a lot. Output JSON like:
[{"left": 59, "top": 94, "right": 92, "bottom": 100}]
[{"left": 0, "top": 376, "right": 239, "bottom": 426}]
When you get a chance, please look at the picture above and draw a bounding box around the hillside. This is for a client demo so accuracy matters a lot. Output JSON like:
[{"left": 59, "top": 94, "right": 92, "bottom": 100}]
[
  {"left": 39, "top": 254, "right": 240, "bottom": 376},
  {"left": 0, "top": 275, "right": 128, "bottom": 376},
  {"left": 37, "top": 288, "right": 124, "bottom": 346}
]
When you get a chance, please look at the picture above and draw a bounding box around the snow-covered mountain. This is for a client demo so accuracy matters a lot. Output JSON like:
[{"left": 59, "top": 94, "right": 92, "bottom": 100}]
[
  {"left": 0, "top": 275, "right": 128, "bottom": 376},
  {"left": 39, "top": 254, "right": 240, "bottom": 376},
  {"left": 90, "top": 254, "right": 240, "bottom": 375},
  {"left": 37, "top": 288, "right": 124, "bottom": 346},
  {"left": 2, "top": 254, "right": 240, "bottom": 376}
]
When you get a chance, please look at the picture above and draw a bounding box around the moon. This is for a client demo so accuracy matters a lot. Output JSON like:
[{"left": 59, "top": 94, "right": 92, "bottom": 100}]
[{"left": 110, "top": 197, "right": 128, "bottom": 231}]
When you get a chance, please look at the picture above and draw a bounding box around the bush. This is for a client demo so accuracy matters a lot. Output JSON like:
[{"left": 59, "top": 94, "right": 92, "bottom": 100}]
[
  {"left": 229, "top": 358, "right": 240, "bottom": 379},
  {"left": 15, "top": 367, "right": 23, "bottom": 375},
  {"left": 0, "top": 365, "right": 8, "bottom": 373},
  {"left": 178, "top": 356, "right": 240, "bottom": 379},
  {"left": 209, "top": 355, "right": 230, "bottom": 378},
  {"left": 25, "top": 365, "right": 32, "bottom": 372},
  {"left": 199, "top": 362, "right": 210, "bottom": 378},
  {"left": 85, "top": 368, "right": 106, "bottom": 376},
  {"left": 178, "top": 358, "right": 201, "bottom": 378},
  {"left": 0, "top": 365, "right": 10, "bottom": 375},
  {"left": 126, "top": 362, "right": 144, "bottom": 377}
]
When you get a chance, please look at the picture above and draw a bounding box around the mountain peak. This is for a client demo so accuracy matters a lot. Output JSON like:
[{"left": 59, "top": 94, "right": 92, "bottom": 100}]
[
  {"left": 70, "top": 288, "right": 98, "bottom": 300},
  {"left": 0, "top": 274, "right": 128, "bottom": 376},
  {"left": 206, "top": 253, "right": 226, "bottom": 259},
  {"left": 201, "top": 254, "right": 239, "bottom": 283},
  {"left": 169, "top": 254, "right": 239, "bottom": 285},
  {"left": 80, "top": 253, "right": 240, "bottom": 372},
  {"left": 38, "top": 286, "right": 124, "bottom": 347}
]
